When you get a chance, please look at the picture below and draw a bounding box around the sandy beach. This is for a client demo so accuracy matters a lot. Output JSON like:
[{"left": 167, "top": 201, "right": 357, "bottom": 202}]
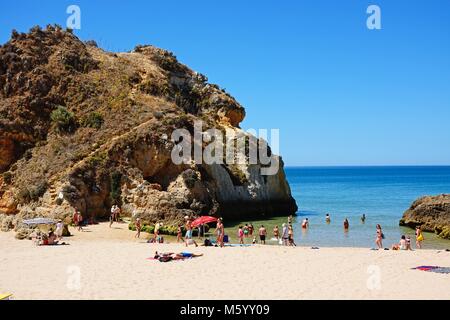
[{"left": 1, "top": 222, "right": 449, "bottom": 300}]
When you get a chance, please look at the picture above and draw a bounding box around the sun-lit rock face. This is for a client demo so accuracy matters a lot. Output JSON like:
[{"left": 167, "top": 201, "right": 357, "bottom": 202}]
[
  {"left": 0, "top": 25, "right": 297, "bottom": 230},
  {"left": 400, "top": 194, "right": 450, "bottom": 239}
]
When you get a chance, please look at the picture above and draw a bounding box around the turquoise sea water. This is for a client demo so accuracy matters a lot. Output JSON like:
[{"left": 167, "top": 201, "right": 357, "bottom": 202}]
[{"left": 225, "top": 166, "right": 450, "bottom": 249}]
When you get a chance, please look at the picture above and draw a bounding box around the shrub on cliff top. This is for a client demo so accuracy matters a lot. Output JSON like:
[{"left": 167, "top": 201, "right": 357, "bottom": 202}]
[
  {"left": 80, "top": 112, "right": 104, "bottom": 129},
  {"left": 50, "top": 106, "right": 77, "bottom": 133}
]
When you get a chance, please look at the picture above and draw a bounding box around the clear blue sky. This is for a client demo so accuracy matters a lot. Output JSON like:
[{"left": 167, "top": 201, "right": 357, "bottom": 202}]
[{"left": 1, "top": 0, "right": 449, "bottom": 166}]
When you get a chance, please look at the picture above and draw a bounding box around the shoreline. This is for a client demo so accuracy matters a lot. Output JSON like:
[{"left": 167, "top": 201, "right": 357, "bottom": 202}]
[{"left": 1, "top": 222, "right": 450, "bottom": 300}]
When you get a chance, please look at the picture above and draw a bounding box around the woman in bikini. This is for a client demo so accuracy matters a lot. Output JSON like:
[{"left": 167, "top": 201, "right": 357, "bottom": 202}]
[
  {"left": 375, "top": 224, "right": 383, "bottom": 249},
  {"left": 215, "top": 218, "right": 224, "bottom": 247}
]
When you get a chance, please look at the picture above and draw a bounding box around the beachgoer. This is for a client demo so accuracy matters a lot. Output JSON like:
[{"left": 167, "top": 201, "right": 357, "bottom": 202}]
[
  {"left": 135, "top": 218, "right": 141, "bottom": 238},
  {"left": 155, "top": 222, "right": 163, "bottom": 241},
  {"left": 154, "top": 251, "right": 203, "bottom": 261},
  {"left": 375, "top": 224, "right": 383, "bottom": 249},
  {"left": 177, "top": 225, "right": 184, "bottom": 243},
  {"left": 47, "top": 231, "right": 58, "bottom": 245},
  {"left": 288, "top": 225, "right": 296, "bottom": 246},
  {"left": 238, "top": 226, "right": 244, "bottom": 244},
  {"left": 197, "top": 224, "right": 203, "bottom": 239},
  {"left": 73, "top": 210, "right": 78, "bottom": 227},
  {"left": 343, "top": 218, "right": 349, "bottom": 230},
  {"left": 243, "top": 224, "right": 249, "bottom": 238},
  {"left": 288, "top": 215, "right": 293, "bottom": 225},
  {"left": 302, "top": 218, "right": 309, "bottom": 229},
  {"left": 259, "top": 225, "right": 267, "bottom": 244},
  {"left": 77, "top": 211, "right": 83, "bottom": 231},
  {"left": 55, "top": 219, "right": 64, "bottom": 240},
  {"left": 416, "top": 226, "right": 424, "bottom": 249},
  {"left": 109, "top": 205, "right": 116, "bottom": 228},
  {"left": 392, "top": 235, "right": 407, "bottom": 250},
  {"left": 281, "top": 223, "right": 289, "bottom": 246},
  {"left": 273, "top": 225, "right": 279, "bottom": 239},
  {"left": 406, "top": 236, "right": 412, "bottom": 250},
  {"left": 325, "top": 214, "right": 331, "bottom": 224},
  {"left": 184, "top": 216, "right": 192, "bottom": 240},
  {"left": 115, "top": 206, "right": 121, "bottom": 222},
  {"left": 248, "top": 224, "right": 254, "bottom": 236},
  {"left": 215, "top": 218, "right": 224, "bottom": 247},
  {"left": 361, "top": 214, "right": 366, "bottom": 223}
]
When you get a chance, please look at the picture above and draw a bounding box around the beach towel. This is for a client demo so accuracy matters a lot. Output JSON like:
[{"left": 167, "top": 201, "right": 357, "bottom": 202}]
[{"left": 412, "top": 266, "right": 450, "bottom": 274}]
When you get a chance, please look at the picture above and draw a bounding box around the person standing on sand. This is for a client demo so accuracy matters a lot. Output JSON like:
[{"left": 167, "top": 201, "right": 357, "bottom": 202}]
[
  {"left": 248, "top": 223, "right": 254, "bottom": 237},
  {"left": 215, "top": 218, "right": 224, "bottom": 247},
  {"left": 375, "top": 224, "right": 383, "bottom": 249},
  {"left": 184, "top": 216, "right": 192, "bottom": 240},
  {"left": 154, "top": 221, "right": 163, "bottom": 241},
  {"left": 288, "top": 225, "right": 296, "bottom": 246},
  {"left": 135, "top": 218, "right": 141, "bottom": 238},
  {"left": 416, "top": 226, "right": 424, "bottom": 249},
  {"left": 343, "top": 218, "right": 349, "bottom": 231},
  {"left": 243, "top": 224, "right": 249, "bottom": 238},
  {"left": 77, "top": 211, "right": 83, "bottom": 231},
  {"left": 259, "top": 225, "right": 267, "bottom": 244},
  {"left": 109, "top": 205, "right": 115, "bottom": 228},
  {"left": 177, "top": 225, "right": 184, "bottom": 243},
  {"left": 238, "top": 226, "right": 244, "bottom": 244},
  {"left": 273, "top": 225, "right": 279, "bottom": 239},
  {"left": 281, "top": 223, "right": 289, "bottom": 246},
  {"left": 55, "top": 219, "right": 64, "bottom": 240}
]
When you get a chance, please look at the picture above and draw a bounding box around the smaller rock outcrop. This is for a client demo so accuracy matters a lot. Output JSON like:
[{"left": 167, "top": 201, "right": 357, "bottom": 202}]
[{"left": 399, "top": 194, "right": 450, "bottom": 239}]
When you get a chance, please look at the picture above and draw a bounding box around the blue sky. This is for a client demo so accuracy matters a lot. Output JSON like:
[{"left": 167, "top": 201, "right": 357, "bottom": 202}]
[{"left": 1, "top": 0, "right": 449, "bottom": 166}]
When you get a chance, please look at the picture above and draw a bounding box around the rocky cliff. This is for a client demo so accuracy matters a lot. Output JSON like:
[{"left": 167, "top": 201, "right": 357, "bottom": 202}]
[
  {"left": 399, "top": 194, "right": 450, "bottom": 240},
  {"left": 0, "top": 25, "right": 297, "bottom": 231}
]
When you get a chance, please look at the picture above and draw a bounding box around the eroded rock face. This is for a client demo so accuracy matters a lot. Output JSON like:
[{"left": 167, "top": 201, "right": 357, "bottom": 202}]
[
  {"left": 400, "top": 194, "right": 450, "bottom": 239},
  {"left": 0, "top": 25, "right": 297, "bottom": 230}
]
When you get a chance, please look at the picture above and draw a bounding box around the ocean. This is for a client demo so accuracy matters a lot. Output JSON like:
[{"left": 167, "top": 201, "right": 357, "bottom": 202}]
[{"left": 224, "top": 166, "right": 450, "bottom": 249}]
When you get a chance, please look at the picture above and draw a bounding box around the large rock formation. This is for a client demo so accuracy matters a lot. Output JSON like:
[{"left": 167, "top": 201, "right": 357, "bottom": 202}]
[
  {"left": 399, "top": 194, "right": 450, "bottom": 240},
  {"left": 0, "top": 25, "right": 297, "bottom": 231}
]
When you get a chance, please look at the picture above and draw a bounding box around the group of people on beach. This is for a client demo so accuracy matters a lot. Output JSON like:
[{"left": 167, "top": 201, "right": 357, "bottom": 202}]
[{"left": 375, "top": 224, "right": 424, "bottom": 250}]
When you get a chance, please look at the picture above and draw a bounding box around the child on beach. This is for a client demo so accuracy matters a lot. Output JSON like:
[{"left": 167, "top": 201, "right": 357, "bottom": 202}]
[
  {"left": 76, "top": 211, "right": 83, "bottom": 231},
  {"left": 238, "top": 226, "right": 244, "bottom": 244},
  {"left": 55, "top": 219, "right": 64, "bottom": 240},
  {"left": 406, "top": 236, "right": 412, "bottom": 250}
]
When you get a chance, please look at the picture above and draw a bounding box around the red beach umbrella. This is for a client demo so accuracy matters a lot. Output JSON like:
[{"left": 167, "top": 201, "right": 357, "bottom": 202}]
[{"left": 191, "top": 216, "right": 218, "bottom": 227}]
